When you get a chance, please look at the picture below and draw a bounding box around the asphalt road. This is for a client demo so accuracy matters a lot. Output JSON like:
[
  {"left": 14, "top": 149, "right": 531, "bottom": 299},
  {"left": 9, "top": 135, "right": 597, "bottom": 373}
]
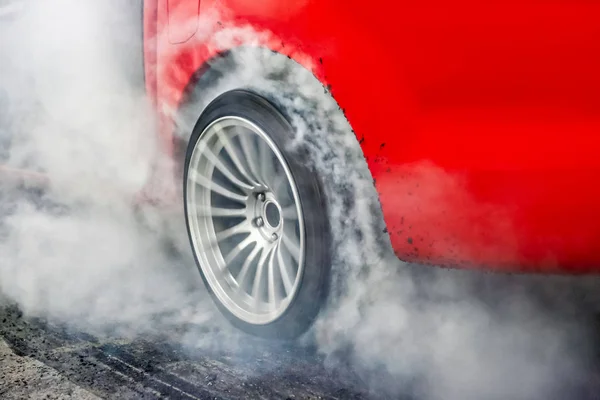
[
  {"left": 0, "top": 304, "right": 376, "bottom": 400},
  {"left": 0, "top": 338, "right": 100, "bottom": 399}
]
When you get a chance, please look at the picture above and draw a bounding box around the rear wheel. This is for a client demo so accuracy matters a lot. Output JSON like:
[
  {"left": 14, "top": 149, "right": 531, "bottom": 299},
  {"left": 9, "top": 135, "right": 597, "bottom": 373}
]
[{"left": 183, "top": 90, "right": 331, "bottom": 339}]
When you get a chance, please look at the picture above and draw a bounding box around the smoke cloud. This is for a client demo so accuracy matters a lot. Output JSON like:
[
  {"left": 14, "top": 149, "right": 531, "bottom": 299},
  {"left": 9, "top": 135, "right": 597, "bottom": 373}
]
[
  {"left": 0, "top": 1, "right": 596, "bottom": 399},
  {"left": 0, "top": 0, "right": 236, "bottom": 341}
]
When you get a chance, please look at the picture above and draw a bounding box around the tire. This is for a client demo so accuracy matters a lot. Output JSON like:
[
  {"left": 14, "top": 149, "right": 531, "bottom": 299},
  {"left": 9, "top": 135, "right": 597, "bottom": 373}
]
[{"left": 183, "top": 89, "right": 331, "bottom": 339}]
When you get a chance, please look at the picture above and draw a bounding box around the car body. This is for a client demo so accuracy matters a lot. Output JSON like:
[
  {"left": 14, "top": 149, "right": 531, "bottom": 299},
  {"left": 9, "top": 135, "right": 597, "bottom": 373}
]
[{"left": 145, "top": 0, "right": 600, "bottom": 275}]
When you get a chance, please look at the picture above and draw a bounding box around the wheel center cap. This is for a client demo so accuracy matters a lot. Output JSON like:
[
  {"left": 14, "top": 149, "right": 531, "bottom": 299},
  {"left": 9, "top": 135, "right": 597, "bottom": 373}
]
[{"left": 264, "top": 201, "right": 281, "bottom": 228}]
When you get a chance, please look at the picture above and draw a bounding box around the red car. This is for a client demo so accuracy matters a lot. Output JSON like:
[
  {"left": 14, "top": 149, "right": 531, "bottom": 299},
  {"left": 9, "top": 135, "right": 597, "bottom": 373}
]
[{"left": 100, "top": 0, "right": 600, "bottom": 338}]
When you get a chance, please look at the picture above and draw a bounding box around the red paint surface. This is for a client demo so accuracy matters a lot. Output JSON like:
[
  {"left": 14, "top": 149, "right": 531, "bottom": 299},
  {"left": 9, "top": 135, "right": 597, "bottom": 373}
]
[
  {"left": 144, "top": 0, "right": 600, "bottom": 273},
  {"left": 167, "top": 0, "right": 201, "bottom": 43}
]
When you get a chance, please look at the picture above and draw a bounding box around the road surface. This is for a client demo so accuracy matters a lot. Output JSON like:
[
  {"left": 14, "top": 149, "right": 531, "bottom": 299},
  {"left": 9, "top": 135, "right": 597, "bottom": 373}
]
[{"left": 0, "top": 304, "right": 375, "bottom": 400}]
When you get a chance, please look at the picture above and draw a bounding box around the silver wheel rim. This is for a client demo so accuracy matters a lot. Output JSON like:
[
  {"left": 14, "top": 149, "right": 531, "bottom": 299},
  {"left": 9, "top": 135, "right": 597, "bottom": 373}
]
[{"left": 186, "top": 116, "right": 305, "bottom": 325}]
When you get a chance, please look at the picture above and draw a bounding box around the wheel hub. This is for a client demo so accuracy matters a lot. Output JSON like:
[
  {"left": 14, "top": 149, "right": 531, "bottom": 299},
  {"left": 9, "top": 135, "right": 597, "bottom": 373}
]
[{"left": 252, "top": 192, "right": 282, "bottom": 242}]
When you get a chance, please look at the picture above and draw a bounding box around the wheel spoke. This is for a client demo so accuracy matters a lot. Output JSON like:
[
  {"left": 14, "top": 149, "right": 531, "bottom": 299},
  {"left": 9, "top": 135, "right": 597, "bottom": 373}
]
[
  {"left": 236, "top": 245, "right": 262, "bottom": 289},
  {"left": 281, "top": 230, "right": 301, "bottom": 262},
  {"left": 272, "top": 173, "right": 286, "bottom": 195},
  {"left": 203, "top": 222, "right": 250, "bottom": 251},
  {"left": 195, "top": 205, "right": 246, "bottom": 218},
  {"left": 266, "top": 246, "right": 278, "bottom": 310},
  {"left": 223, "top": 234, "right": 256, "bottom": 266},
  {"left": 259, "top": 139, "right": 276, "bottom": 186},
  {"left": 190, "top": 170, "right": 247, "bottom": 203},
  {"left": 273, "top": 174, "right": 293, "bottom": 206},
  {"left": 237, "top": 128, "right": 262, "bottom": 184},
  {"left": 202, "top": 144, "right": 254, "bottom": 191},
  {"left": 251, "top": 245, "right": 275, "bottom": 303},
  {"left": 281, "top": 205, "right": 299, "bottom": 220},
  {"left": 216, "top": 220, "right": 251, "bottom": 242},
  {"left": 214, "top": 123, "right": 259, "bottom": 186},
  {"left": 277, "top": 243, "right": 295, "bottom": 295}
]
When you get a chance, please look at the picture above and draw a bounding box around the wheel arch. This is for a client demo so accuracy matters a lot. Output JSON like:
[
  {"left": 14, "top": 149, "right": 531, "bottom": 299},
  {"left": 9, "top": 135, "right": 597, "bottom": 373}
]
[{"left": 170, "top": 45, "right": 355, "bottom": 177}]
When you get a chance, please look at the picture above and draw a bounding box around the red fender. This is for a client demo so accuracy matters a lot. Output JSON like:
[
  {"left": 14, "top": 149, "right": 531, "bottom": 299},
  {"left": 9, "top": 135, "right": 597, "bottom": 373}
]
[{"left": 145, "top": 0, "right": 600, "bottom": 274}]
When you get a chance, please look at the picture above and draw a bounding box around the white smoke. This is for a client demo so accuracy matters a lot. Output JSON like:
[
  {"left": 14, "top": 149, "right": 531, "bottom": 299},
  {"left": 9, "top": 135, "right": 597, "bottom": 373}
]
[
  {"left": 0, "top": 1, "right": 594, "bottom": 399},
  {"left": 0, "top": 0, "right": 235, "bottom": 341}
]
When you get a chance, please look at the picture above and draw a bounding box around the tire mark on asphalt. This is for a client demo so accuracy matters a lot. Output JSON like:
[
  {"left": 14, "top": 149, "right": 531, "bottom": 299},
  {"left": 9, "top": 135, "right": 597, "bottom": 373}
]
[
  {"left": 0, "top": 305, "right": 371, "bottom": 399},
  {"left": 92, "top": 348, "right": 216, "bottom": 400}
]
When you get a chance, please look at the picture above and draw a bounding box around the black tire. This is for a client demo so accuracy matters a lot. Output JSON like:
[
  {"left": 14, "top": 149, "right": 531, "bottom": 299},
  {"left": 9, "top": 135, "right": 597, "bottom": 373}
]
[{"left": 183, "top": 89, "right": 332, "bottom": 340}]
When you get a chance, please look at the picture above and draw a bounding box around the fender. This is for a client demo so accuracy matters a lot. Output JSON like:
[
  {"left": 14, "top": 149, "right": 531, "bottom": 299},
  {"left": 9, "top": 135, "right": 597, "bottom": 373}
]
[{"left": 145, "top": 0, "right": 600, "bottom": 274}]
